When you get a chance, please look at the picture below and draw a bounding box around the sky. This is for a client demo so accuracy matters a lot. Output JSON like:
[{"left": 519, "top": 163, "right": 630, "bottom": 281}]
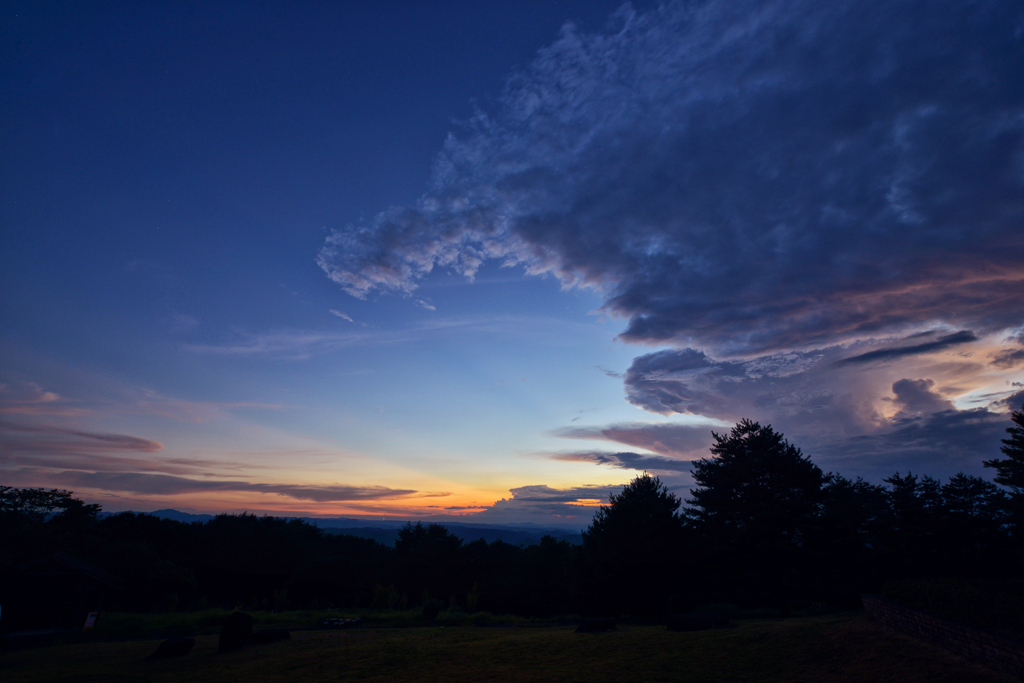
[{"left": 2, "top": 0, "right": 1022, "bottom": 528}]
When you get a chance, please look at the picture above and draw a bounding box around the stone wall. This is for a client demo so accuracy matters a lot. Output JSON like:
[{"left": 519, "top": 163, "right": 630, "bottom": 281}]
[{"left": 862, "top": 594, "right": 1024, "bottom": 678}]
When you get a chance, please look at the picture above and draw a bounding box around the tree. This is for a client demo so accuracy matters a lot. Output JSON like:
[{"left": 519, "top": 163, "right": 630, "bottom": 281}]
[
  {"left": 584, "top": 473, "right": 683, "bottom": 553},
  {"left": 984, "top": 403, "right": 1024, "bottom": 533},
  {"left": 687, "top": 420, "right": 826, "bottom": 608},
  {"left": 984, "top": 403, "right": 1024, "bottom": 492},
  {"left": 688, "top": 419, "right": 826, "bottom": 544},
  {"left": 582, "top": 473, "right": 687, "bottom": 615},
  {"left": 812, "top": 475, "right": 889, "bottom": 602},
  {"left": 0, "top": 487, "right": 101, "bottom": 558},
  {"left": 393, "top": 522, "right": 465, "bottom": 605},
  {"left": 0, "top": 487, "right": 100, "bottom": 523},
  {"left": 938, "top": 473, "right": 1011, "bottom": 576}
]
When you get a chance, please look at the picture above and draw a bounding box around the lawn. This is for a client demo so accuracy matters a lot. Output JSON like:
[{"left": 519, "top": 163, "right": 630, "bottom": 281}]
[{"left": 3, "top": 613, "right": 1016, "bottom": 683}]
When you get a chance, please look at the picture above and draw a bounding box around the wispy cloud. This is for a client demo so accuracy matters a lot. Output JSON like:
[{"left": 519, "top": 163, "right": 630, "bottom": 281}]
[
  {"left": 0, "top": 422, "right": 164, "bottom": 454},
  {"left": 5, "top": 467, "right": 422, "bottom": 503},
  {"left": 0, "top": 451, "right": 231, "bottom": 477},
  {"left": 183, "top": 315, "right": 602, "bottom": 359},
  {"left": 168, "top": 313, "right": 200, "bottom": 333},
  {"left": 0, "top": 383, "right": 87, "bottom": 416},
  {"left": 329, "top": 309, "right": 354, "bottom": 323},
  {"left": 0, "top": 382, "right": 281, "bottom": 423},
  {"left": 124, "top": 388, "right": 283, "bottom": 423}
]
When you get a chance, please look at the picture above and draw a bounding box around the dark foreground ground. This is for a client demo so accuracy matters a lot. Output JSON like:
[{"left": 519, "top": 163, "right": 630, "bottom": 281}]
[{"left": 3, "top": 612, "right": 1017, "bottom": 683}]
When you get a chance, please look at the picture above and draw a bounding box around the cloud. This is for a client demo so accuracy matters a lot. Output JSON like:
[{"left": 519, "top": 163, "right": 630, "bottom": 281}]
[
  {"left": 554, "top": 421, "right": 717, "bottom": 459},
  {"left": 890, "top": 378, "right": 954, "bottom": 416},
  {"left": 837, "top": 331, "right": 978, "bottom": 366},
  {"left": 319, "top": 0, "right": 1024, "bottom": 357},
  {"left": 0, "top": 383, "right": 86, "bottom": 416},
  {"left": 0, "top": 450, "right": 232, "bottom": 477},
  {"left": 0, "top": 382, "right": 281, "bottom": 423},
  {"left": 184, "top": 315, "right": 600, "bottom": 358},
  {"left": 992, "top": 348, "right": 1024, "bottom": 369},
  {"left": 124, "top": 390, "right": 283, "bottom": 423},
  {"left": 415, "top": 299, "right": 436, "bottom": 311},
  {"left": 621, "top": 346, "right": 870, "bottom": 431},
  {"left": 4, "top": 468, "right": 420, "bottom": 503},
  {"left": 550, "top": 450, "right": 694, "bottom": 473},
  {"left": 329, "top": 309, "right": 354, "bottom": 323},
  {"left": 313, "top": 0, "right": 1023, "bottom": 483},
  {"left": 0, "top": 422, "right": 164, "bottom": 454},
  {"left": 467, "top": 484, "right": 621, "bottom": 526},
  {"left": 616, "top": 338, "right": 1023, "bottom": 478},
  {"left": 168, "top": 313, "right": 200, "bottom": 333},
  {"left": 815, "top": 407, "right": 1009, "bottom": 477}
]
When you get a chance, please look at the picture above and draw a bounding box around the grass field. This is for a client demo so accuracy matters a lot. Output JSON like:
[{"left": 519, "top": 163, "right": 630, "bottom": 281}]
[
  {"left": 70, "top": 607, "right": 543, "bottom": 641},
  {"left": 3, "top": 613, "right": 1017, "bottom": 683}
]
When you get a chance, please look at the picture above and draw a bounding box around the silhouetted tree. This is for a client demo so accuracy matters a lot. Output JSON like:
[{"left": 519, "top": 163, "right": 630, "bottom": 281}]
[
  {"left": 808, "top": 475, "right": 888, "bottom": 602},
  {"left": 0, "top": 487, "right": 101, "bottom": 559},
  {"left": 394, "top": 522, "right": 465, "bottom": 606},
  {"left": 938, "top": 473, "right": 1011, "bottom": 576},
  {"left": 880, "top": 472, "right": 944, "bottom": 577},
  {"left": 688, "top": 420, "right": 826, "bottom": 608},
  {"left": 689, "top": 420, "right": 825, "bottom": 546},
  {"left": 984, "top": 403, "right": 1024, "bottom": 533},
  {"left": 0, "top": 487, "right": 100, "bottom": 521},
  {"left": 582, "top": 473, "right": 687, "bottom": 615}
]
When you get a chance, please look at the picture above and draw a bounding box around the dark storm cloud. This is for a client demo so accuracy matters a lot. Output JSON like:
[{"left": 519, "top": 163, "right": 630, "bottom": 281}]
[
  {"left": 320, "top": 0, "right": 1024, "bottom": 355},
  {"left": 621, "top": 346, "right": 863, "bottom": 429},
  {"left": 555, "top": 421, "right": 715, "bottom": 458},
  {"left": 551, "top": 450, "right": 693, "bottom": 473},
  {"left": 992, "top": 348, "right": 1024, "bottom": 369},
  {"left": 890, "top": 378, "right": 953, "bottom": 416},
  {"left": 616, "top": 342, "right": 1022, "bottom": 476},
  {"left": 836, "top": 331, "right": 978, "bottom": 366},
  {"left": 815, "top": 407, "right": 1008, "bottom": 477},
  {"left": 5, "top": 469, "right": 419, "bottom": 503}
]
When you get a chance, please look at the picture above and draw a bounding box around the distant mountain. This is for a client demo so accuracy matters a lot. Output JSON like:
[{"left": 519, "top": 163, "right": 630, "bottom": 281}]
[
  {"left": 324, "top": 525, "right": 582, "bottom": 547},
  {"left": 148, "top": 509, "right": 215, "bottom": 523},
  {"left": 106, "top": 509, "right": 583, "bottom": 546},
  {"left": 103, "top": 509, "right": 215, "bottom": 523}
]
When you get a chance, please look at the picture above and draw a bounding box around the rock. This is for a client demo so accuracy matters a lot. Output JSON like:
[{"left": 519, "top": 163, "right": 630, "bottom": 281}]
[
  {"left": 218, "top": 611, "right": 254, "bottom": 652},
  {"left": 575, "top": 617, "right": 616, "bottom": 633},
  {"left": 666, "top": 611, "right": 729, "bottom": 631},
  {"left": 148, "top": 636, "right": 195, "bottom": 658},
  {"left": 250, "top": 629, "right": 291, "bottom": 644}
]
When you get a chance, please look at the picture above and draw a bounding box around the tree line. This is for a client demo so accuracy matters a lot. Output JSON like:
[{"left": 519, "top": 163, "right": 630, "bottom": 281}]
[{"left": 2, "top": 405, "right": 1021, "bottom": 618}]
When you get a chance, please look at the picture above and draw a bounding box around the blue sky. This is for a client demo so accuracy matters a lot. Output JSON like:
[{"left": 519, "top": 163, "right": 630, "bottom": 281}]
[{"left": 2, "top": 0, "right": 1022, "bottom": 526}]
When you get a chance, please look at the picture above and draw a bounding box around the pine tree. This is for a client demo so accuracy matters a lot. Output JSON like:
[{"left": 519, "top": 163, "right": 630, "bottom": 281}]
[
  {"left": 983, "top": 404, "right": 1024, "bottom": 493},
  {"left": 688, "top": 419, "right": 825, "bottom": 546}
]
